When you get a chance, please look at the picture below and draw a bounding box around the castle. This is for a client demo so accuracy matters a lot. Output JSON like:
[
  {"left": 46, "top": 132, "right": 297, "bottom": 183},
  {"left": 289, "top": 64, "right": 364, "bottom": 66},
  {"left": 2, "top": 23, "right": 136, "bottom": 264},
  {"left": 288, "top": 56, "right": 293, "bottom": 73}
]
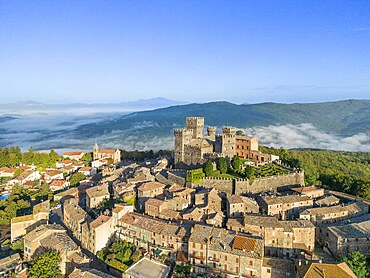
[
  {"left": 174, "top": 117, "right": 275, "bottom": 165},
  {"left": 93, "top": 143, "right": 121, "bottom": 164}
]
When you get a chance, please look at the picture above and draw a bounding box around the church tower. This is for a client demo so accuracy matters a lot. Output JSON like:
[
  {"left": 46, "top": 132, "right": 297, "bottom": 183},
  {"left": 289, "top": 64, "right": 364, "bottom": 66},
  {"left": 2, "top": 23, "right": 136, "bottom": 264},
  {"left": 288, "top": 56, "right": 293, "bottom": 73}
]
[{"left": 93, "top": 143, "right": 99, "bottom": 160}]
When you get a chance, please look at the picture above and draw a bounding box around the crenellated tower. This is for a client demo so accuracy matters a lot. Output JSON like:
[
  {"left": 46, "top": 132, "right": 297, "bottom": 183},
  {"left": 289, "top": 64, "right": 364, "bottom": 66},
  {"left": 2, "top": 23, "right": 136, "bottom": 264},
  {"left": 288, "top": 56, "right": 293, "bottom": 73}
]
[
  {"left": 186, "top": 117, "right": 204, "bottom": 139},
  {"left": 174, "top": 128, "right": 193, "bottom": 164}
]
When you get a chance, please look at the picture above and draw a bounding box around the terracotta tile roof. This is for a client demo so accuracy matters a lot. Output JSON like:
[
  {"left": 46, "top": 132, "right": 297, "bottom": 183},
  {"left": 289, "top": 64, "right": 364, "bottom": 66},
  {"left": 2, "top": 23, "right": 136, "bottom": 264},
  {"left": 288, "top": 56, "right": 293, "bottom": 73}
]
[
  {"left": 137, "top": 181, "right": 166, "bottom": 192},
  {"left": 99, "top": 149, "right": 116, "bottom": 154},
  {"left": 145, "top": 198, "right": 166, "bottom": 207},
  {"left": 90, "top": 215, "right": 111, "bottom": 229},
  {"left": 79, "top": 167, "right": 93, "bottom": 171},
  {"left": 298, "top": 262, "right": 356, "bottom": 278},
  {"left": 45, "top": 170, "right": 63, "bottom": 177},
  {"left": 63, "top": 151, "right": 83, "bottom": 156},
  {"left": 160, "top": 209, "right": 181, "bottom": 219},
  {"left": 50, "top": 179, "right": 67, "bottom": 187},
  {"left": 168, "top": 184, "right": 184, "bottom": 192},
  {"left": 18, "top": 166, "right": 32, "bottom": 171},
  {"left": 232, "top": 235, "right": 257, "bottom": 252},
  {"left": 315, "top": 195, "right": 340, "bottom": 206},
  {"left": 23, "top": 224, "right": 65, "bottom": 242}
]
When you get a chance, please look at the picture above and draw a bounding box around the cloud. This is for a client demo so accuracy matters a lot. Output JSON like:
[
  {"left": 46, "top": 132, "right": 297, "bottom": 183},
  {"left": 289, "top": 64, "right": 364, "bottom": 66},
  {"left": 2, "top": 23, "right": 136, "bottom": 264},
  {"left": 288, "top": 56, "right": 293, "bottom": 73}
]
[
  {"left": 240, "top": 123, "right": 370, "bottom": 152},
  {"left": 1, "top": 110, "right": 370, "bottom": 153}
]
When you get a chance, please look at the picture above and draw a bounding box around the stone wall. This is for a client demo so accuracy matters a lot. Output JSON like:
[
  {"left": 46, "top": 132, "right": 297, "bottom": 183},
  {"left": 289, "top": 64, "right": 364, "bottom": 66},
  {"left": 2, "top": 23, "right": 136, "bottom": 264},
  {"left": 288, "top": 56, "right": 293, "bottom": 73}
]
[{"left": 188, "top": 171, "right": 305, "bottom": 195}]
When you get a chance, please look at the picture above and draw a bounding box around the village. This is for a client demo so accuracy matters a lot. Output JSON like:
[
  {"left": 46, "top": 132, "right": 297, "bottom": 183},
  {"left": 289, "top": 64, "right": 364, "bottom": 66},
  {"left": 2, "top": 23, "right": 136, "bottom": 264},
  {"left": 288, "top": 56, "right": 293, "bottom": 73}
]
[{"left": 0, "top": 117, "right": 368, "bottom": 278}]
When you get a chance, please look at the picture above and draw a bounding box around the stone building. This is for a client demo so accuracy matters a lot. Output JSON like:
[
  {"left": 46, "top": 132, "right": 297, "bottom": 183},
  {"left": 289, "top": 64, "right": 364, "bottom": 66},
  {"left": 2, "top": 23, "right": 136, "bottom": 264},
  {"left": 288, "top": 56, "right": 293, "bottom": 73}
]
[
  {"left": 316, "top": 214, "right": 370, "bottom": 257},
  {"left": 93, "top": 143, "right": 121, "bottom": 164},
  {"left": 11, "top": 200, "right": 50, "bottom": 241},
  {"left": 174, "top": 117, "right": 275, "bottom": 166},
  {"left": 227, "top": 215, "right": 315, "bottom": 258},
  {"left": 259, "top": 195, "right": 314, "bottom": 220},
  {"left": 188, "top": 225, "right": 264, "bottom": 277},
  {"left": 86, "top": 184, "right": 110, "bottom": 210}
]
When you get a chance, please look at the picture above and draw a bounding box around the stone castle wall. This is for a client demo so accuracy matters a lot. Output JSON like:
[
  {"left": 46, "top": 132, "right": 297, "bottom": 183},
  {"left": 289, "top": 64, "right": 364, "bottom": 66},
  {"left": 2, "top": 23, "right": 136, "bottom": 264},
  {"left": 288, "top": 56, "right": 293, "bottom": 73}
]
[{"left": 188, "top": 171, "right": 305, "bottom": 195}]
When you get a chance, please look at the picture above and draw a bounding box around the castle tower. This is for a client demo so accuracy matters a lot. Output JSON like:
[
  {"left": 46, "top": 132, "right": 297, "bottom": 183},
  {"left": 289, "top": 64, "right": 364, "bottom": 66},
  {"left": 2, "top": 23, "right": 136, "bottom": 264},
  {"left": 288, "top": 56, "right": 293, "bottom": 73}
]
[
  {"left": 186, "top": 117, "right": 204, "bottom": 139},
  {"left": 215, "top": 127, "right": 236, "bottom": 158},
  {"left": 93, "top": 143, "right": 99, "bottom": 160},
  {"left": 174, "top": 129, "right": 193, "bottom": 164},
  {"left": 207, "top": 126, "right": 217, "bottom": 140}
]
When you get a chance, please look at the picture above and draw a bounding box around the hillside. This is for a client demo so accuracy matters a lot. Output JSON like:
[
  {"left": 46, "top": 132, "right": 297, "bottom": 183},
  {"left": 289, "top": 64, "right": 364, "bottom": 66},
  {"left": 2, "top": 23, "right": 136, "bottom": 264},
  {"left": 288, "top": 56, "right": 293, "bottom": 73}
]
[{"left": 76, "top": 99, "right": 370, "bottom": 138}]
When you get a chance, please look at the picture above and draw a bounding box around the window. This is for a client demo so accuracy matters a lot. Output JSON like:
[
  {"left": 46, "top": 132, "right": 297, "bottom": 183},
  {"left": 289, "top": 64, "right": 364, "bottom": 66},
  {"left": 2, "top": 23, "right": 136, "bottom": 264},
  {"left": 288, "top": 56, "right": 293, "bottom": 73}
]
[
  {"left": 249, "top": 260, "right": 253, "bottom": 266},
  {"left": 267, "top": 269, "right": 271, "bottom": 273}
]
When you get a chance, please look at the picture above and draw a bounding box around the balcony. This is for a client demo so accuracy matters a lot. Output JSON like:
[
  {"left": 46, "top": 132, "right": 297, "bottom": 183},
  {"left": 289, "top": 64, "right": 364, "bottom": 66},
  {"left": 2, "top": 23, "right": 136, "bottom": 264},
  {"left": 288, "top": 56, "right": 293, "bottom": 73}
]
[{"left": 208, "top": 256, "right": 220, "bottom": 262}]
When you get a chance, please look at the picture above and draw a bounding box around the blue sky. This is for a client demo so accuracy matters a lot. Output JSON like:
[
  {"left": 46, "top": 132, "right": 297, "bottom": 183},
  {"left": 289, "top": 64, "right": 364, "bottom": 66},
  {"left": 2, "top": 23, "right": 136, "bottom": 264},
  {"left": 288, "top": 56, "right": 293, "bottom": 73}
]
[{"left": 0, "top": 0, "right": 369, "bottom": 104}]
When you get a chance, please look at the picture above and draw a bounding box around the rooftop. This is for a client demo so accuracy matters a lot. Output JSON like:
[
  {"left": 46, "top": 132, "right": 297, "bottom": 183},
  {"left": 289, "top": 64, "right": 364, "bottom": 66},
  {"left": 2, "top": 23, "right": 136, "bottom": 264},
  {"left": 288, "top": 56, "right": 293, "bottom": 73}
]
[
  {"left": 90, "top": 215, "right": 111, "bottom": 229},
  {"left": 86, "top": 185, "right": 109, "bottom": 198},
  {"left": 297, "top": 262, "right": 356, "bottom": 278},
  {"left": 327, "top": 214, "right": 370, "bottom": 239},
  {"left": 125, "top": 257, "right": 170, "bottom": 278},
  {"left": 40, "top": 232, "right": 78, "bottom": 251},
  {"left": 262, "top": 194, "right": 312, "bottom": 205},
  {"left": 137, "top": 181, "right": 166, "bottom": 192}
]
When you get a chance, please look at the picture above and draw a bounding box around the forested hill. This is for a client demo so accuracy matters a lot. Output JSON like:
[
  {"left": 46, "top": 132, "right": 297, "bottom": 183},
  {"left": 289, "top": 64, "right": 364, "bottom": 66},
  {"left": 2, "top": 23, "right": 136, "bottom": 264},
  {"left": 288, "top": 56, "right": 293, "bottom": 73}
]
[
  {"left": 76, "top": 99, "right": 370, "bottom": 138},
  {"left": 260, "top": 146, "right": 370, "bottom": 200}
]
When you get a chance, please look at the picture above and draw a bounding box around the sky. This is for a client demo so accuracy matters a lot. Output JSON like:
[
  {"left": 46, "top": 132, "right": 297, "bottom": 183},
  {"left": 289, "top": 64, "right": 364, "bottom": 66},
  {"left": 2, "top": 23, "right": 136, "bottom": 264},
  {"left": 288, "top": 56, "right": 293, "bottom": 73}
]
[{"left": 0, "top": 1, "right": 370, "bottom": 104}]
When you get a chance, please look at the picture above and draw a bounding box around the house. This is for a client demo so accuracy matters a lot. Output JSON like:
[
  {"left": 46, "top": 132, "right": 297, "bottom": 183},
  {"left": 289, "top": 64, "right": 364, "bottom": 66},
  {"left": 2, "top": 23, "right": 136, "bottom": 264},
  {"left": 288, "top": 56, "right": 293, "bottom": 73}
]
[
  {"left": 188, "top": 224, "right": 264, "bottom": 277},
  {"left": 91, "top": 159, "right": 108, "bottom": 169},
  {"left": 0, "top": 167, "right": 16, "bottom": 177},
  {"left": 315, "top": 195, "right": 340, "bottom": 207},
  {"left": 0, "top": 253, "right": 24, "bottom": 277},
  {"left": 117, "top": 212, "right": 190, "bottom": 256},
  {"left": 291, "top": 186, "right": 325, "bottom": 199},
  {"left": 50, "top": 179, "right": 69, "bottom": 191},
  {"left": 11, "top": 200, "right": 50, "bottom": 241},
  {"left": 82, "top": 215, "right": 113, "bottom": 254},
  {"left": 227, "top": 215, "right": 315, "bottom": 258},
  {"left": 145, "top": 198, "right": 167, "bottom": 217},
  {"left": 71, "top": 162, "right": 85, "bottom": 171},
  {"left": 296, "top": 261, "right": 356, "bottom": 278},
  {"left": 44, "top": 170, "right": 64, "bottom": 183},
  {"left": 8, "top": 170, "right": 41, "bottom": 186},
  {"left": 137, "top": 181, "right": 166, "bottom": 210},
  {"left": 316, "top": 214, "right": 370, "bottom": 257},
  {"left": 182, "top": 207, "right": 205, "bottom": 222},
  {"left": 86, "top": 184, "right": 110, "bottom": 210},
  {"left": 78, "top": 167, "right": 97, "bottom": 176},
  {"left": 63, "top": 151, "right": 85, "bottom": 160},
  {"left": 54, "top": 187, "right": 79, "bottom": 202},
  {"left": 167, "top": 197, "right": 190, "bottom": 211},
  {"left": 226, "top": 194, "right": 245, "bottom": 218},
  {"left": 259, "top": 195, "right": 314, "bottom": 220},
  {"left": 63, "top": 198, "right": 92, "bottom": 242},
  {"left": 23, "top": 224, "right": 87, "bottom": 275},
  {"left": 56, "top": 160, "right": 73, "bottom": 169},
  {"left": 300, "top": 201, "right": 368, "bottom": 225}
]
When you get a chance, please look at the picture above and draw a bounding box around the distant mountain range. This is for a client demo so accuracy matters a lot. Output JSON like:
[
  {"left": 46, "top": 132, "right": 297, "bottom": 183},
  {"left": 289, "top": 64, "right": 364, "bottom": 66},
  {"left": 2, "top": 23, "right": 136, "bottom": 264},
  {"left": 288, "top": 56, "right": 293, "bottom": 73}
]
[
  {"left": 0, "top": 97, "right": 187, "bottom": 111},
  {"left": 76, "top": 99, "right": 370, "bottom": 138}
]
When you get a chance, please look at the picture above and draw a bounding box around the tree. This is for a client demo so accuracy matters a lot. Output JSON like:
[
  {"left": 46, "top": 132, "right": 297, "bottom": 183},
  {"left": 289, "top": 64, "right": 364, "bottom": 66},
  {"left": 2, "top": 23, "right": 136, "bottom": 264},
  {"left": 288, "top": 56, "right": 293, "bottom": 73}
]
[
  {"left": 236, "top": 130, "right": 245, "bottom": 136},
  {"left": 48, "top": 149, "right": 60, "bottom": 167},
  {"left": 203, "top": 160, "right": 213, "bottom": 177},
  {"left": 36, "top": 183, "right": 51, "bottom": 200},
  {"left": 81, "top": 152, "right": 93, "bottom": 166},
  {"left": 217, "top": 157, "right": 228, "bottom": 174},
  {"left": 245, "top": 166, "right": 255, "bottom": 185},
  {"left": 343, "top": 251, "right": 368, "bottom": 278},
  {"left": 10, "top": 239, "right": 24, "bottom": 253},
  {"left": 28, "top": 250, "right": 62, "bottom": 278},
  {"left": 70, "top": 172, "right": 86, "bottom": 187},
  {"left": 231, "top": 155, "right": 241, "bottom": 170}
]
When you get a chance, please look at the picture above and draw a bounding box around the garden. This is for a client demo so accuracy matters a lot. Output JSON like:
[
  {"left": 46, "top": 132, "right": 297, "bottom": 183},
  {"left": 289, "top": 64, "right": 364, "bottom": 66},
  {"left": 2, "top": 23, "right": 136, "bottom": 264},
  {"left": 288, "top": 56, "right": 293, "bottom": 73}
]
[{"left": 97, "top": 238, "right": 143, "bottom": 272}]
